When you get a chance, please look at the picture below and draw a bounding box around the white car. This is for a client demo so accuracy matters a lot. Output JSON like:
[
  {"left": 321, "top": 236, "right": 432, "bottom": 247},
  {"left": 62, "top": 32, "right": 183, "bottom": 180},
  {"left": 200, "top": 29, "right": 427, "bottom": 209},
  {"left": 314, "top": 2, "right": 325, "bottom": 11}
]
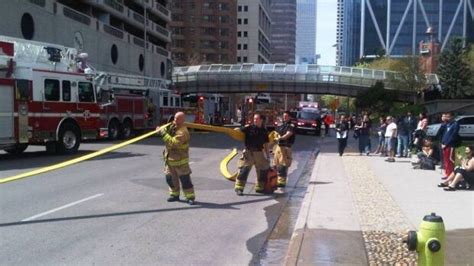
[{"left": 426, "top": 115, "right": 474, "bottom": 140}]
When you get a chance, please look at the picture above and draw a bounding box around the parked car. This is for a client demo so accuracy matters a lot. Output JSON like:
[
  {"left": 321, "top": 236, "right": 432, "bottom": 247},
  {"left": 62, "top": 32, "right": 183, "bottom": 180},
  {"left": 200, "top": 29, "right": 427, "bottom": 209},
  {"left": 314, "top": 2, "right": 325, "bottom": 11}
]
[{"left": 426, "top": 115, "right": 474, "bottom": 140}]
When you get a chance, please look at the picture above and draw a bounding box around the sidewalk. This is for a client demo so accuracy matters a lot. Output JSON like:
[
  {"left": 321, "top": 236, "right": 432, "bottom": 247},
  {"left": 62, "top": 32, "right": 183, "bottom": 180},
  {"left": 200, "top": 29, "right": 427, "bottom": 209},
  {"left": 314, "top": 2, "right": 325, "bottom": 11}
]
[{"left": 285, "top": 135, "right": 474, "bottom": 265}]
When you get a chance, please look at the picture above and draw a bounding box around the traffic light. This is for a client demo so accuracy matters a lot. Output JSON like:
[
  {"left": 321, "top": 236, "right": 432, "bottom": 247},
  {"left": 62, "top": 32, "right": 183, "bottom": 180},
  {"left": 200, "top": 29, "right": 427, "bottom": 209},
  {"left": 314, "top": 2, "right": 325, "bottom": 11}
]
[
  {"left": 199, "top": 96, "right": 204, "bottom": 101},
  {"left": 248, "top": 98, "right": 253, "bottom": 103}
]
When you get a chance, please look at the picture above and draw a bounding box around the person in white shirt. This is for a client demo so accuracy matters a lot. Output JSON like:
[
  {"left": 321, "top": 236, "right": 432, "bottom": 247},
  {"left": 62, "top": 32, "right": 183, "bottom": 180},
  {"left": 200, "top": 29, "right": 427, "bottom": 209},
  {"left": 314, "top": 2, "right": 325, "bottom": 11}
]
[{"left": 384, "top": 116, "right": 398, "bottom": 162}]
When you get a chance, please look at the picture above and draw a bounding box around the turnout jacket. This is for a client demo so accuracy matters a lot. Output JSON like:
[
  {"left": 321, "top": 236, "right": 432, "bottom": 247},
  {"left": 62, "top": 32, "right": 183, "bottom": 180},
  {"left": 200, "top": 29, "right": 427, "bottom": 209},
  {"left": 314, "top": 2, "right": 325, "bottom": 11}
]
[{"left": 162, "top": 124, "right": 190, "bottom": 166}]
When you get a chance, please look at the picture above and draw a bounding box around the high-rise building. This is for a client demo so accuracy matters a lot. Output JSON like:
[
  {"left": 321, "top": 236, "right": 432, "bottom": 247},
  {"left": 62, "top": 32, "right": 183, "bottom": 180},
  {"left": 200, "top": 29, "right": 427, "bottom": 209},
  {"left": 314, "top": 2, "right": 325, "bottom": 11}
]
[
  {"left": 336, "top": 0, "right": 345, "bottom": 66},
  {"left": 169, "top": 1, "right": 237, "bottom": 66},
  {"left": 0, "top": 0, "right": 172, "bottom": 79},
  {"left": 341, "top": 0, "right": 474, "bottom": 66},
  {"left": 237, "top": 0, "right": 272, "bottom": 63},
  {"left": 271, "top": 0, "right": 297, "bottom": 64},
  {"left": 296, "top": 0, "right": 317, "bottom": 64}
]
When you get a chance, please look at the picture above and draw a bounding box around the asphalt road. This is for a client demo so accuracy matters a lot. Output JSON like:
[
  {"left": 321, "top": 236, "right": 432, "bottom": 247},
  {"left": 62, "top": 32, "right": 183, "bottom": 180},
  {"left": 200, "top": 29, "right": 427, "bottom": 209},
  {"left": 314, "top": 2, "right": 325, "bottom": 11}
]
[{"left": 0, "top": 131, "right": 318, "bottom": 265}]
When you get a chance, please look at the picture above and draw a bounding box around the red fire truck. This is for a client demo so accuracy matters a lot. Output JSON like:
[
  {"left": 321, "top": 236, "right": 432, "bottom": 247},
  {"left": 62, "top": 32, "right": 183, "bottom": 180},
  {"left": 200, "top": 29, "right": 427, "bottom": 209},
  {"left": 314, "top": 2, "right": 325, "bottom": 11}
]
[
  {"left": 95, "top": 72, "right": 168, "bottom": 140},
  {"left": 0, "top": 36, "right": 170, "bottom": 154}
]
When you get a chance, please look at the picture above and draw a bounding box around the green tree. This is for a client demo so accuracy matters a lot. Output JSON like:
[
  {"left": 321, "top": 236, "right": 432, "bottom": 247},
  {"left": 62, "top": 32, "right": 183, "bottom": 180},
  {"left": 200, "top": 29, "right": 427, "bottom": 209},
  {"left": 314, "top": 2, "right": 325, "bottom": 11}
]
[
  {"left": 467, "top": 44, "right": 474, "bottom": 89},
  {"left": 356, "top": 56, "right": 426, "bottom": 92},
  {"left": 438, "top": 38, "right": 472, "bottom": 98},
  {"left": 355, "top": 81, "right": 398, "bottom": 115}
]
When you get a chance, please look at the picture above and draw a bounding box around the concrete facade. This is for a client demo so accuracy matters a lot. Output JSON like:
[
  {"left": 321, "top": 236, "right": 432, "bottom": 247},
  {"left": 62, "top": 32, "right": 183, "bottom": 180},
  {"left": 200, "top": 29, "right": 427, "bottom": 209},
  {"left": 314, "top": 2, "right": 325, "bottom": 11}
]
[
  {"left": 237, "top": 0, "right": 272, "bottom": 63},
  {"left": 0, "top": 0, "right": 171, "bottom": 79},
  {"left": 169, "top": 0, "right": 237, "bottom": 66}
]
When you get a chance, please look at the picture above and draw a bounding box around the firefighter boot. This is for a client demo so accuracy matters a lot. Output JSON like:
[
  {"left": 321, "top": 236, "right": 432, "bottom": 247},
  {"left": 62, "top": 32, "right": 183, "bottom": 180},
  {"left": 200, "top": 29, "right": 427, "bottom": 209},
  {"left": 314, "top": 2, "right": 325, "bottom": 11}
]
[
  {"left": 166, "top": 174, "right": 180, "bottom": 202},
  {"left": 179, "top": 174, "right": 195, "bottom": 205},
  {"left": 235, "top": 166, "right": 251, "bottom": 196},
  {"left": 277, "top": 165, "right": 288, "bottom": 188},
  {"left": 255, "top": 169, "right": 269, "bottom": 193}
]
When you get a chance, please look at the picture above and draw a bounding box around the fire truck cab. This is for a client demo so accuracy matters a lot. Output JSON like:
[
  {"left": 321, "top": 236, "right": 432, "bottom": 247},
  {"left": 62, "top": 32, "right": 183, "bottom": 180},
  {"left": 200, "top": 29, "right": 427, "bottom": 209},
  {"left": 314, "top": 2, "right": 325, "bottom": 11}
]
[{"left": 0, "top": 36, "right": 101, "bottom": 154}]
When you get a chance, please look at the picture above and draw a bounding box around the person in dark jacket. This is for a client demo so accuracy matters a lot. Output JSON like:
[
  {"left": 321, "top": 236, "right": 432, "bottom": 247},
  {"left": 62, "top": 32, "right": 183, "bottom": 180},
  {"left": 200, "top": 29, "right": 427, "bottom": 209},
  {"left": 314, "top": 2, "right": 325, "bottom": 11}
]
[
  {"left": 405, "top": 112, "right": 417, "bottom": 150},
  {"left": 335, "top": 115, "right": 349, "bottom": 156},
  {"left": 355, "top": 114, "right": 371, "bottom": 155},
  {"left": 441, "top": 112, "right": 460, "bottom": 179},
  {"left": 397, "top": 116, "right": 410, "bottom": 157}
]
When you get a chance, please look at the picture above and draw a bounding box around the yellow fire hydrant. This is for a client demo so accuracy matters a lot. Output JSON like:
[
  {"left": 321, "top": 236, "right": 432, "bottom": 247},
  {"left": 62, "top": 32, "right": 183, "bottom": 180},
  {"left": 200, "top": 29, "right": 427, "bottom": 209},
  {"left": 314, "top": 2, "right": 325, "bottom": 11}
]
[{"left": 405, "top": 213, "right": 445, "bottom": 266}]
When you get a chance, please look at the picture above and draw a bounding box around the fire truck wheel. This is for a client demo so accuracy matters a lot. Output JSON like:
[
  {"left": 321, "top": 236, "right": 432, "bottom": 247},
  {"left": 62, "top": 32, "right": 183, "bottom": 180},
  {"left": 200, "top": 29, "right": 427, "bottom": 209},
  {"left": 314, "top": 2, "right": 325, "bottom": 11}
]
[
  {"left": 108, "top": 119, "right": 120, "bottom": 140},
  {"left": 120, "top": 120, "right": 133, "bottom": 139},
  {"left": 4, "top": 144, "right": 28, "bottom": 155},
  {"left": 57, "top": 123, "right": 80, "bottom": 154}
]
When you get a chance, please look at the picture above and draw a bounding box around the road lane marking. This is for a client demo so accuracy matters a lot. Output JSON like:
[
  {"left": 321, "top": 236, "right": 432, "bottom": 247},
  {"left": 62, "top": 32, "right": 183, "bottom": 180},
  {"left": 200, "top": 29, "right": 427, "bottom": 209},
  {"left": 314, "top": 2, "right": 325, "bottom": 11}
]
[{"left": 21, "top": 193, "right": 104, "bottom": 222}]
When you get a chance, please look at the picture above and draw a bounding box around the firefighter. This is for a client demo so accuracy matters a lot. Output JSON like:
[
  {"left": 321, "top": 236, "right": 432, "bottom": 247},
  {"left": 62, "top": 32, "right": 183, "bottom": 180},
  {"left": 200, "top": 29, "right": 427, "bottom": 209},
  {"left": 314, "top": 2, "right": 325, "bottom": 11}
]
[
  {"left": 273, "top": 111, "right": 295, "bottom": 188},
  {"left": 156, "top": 112, "right": 195, "bottom": 205},
  {"left": 234, "top": 113, "right": 271, "bottom": 196}
]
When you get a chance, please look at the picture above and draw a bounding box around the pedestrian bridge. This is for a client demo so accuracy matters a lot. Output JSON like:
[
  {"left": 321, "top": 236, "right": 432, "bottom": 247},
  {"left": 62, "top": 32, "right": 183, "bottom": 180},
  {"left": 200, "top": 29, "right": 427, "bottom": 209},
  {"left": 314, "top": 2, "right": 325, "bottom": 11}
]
[{"left": 172, "top": 64, "right": 439, "bottom": 101}]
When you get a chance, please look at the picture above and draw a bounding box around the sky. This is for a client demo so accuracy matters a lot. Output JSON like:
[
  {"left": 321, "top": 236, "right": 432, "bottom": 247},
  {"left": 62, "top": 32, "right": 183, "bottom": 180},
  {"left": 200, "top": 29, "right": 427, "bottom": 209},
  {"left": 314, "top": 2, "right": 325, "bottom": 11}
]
[{"left": 315, "top": 0, "right": 337, "bottom": 65}]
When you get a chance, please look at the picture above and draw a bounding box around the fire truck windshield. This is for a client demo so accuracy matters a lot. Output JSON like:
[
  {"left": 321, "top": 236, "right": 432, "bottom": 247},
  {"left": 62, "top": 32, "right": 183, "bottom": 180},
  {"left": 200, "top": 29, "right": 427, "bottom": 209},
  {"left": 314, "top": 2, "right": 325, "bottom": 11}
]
[{"left": 299, "top": 111, "right": 320, "bottom": 120}]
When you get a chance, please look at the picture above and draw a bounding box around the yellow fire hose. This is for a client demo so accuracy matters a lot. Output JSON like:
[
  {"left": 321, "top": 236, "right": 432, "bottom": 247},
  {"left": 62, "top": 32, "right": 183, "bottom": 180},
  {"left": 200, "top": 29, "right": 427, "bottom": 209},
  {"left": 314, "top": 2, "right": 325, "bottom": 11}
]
[
  {"left": 219, "top": 148, "right": 239, "bottom": 181},
  {"left": 0, "top": 122, "right": 279, "bottom": 184},
  {"left": 183, "top": 122, "right": 244, "bottom": 141},
  {"left": 0, "top": 123, "right": 171, "bottom": 184}
]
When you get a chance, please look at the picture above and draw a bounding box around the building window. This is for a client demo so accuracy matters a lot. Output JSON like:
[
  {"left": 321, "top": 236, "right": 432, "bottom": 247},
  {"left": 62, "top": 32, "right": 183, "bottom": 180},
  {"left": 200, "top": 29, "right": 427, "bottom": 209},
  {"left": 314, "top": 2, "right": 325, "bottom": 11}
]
[
  {"left": 243, "top": 31, "right": 248, "bottom": 37},
  {"left": 238, "top": 5, "right": 242, "bottom": 12},
  {"left": 244, "top": 19, "right": 248, "bottom": 24},
  {"left": 219, "top": 29, "right": 229, "bottom": 36},
  {"left": 237, "top": 31, "right": 241, "bottom": 37},
  {"left": 238, "top": 18, "right": 241, "bottom": 24},
  {"left": 243, "top": 44, "right": 248, "bottom": 50},
  {"left": 219, "top": 16, "right": 228, "bottom": 23},
  {"left": 21, "top": 13, "right": 35, "bottom": 40},
  {"left": 189, "top": 27, "right": 195, "bottom": 35},
  {"left": 243, "top": 57, "right": 248, "bottom": 63},
  {"left": 244, "top": 6, "right": 248, "bottom": 12},
  {"left": 237, "top": 57, "right": 241, "bottom": 62},
  {"left": 160, "top": 62, "right": 165, "bottom": 77},
  {"left": 139, "top": 54, "right": 144, "bottom": 72},
  {"left": 219, "top": 3, "right": 228, "bottom": 11},
  {"left": 111, "top": 44, "right": 118, "bottom": 65},
  {"left": 237, "top": 44, "right": 241, "bottom": 50}
]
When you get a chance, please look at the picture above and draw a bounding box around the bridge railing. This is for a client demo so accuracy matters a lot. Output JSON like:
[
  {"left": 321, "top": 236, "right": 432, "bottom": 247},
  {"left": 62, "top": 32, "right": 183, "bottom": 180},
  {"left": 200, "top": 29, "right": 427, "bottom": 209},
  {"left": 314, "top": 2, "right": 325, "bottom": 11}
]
[{"left": 173, "top": 64, "right": 438, "bottom": 91}]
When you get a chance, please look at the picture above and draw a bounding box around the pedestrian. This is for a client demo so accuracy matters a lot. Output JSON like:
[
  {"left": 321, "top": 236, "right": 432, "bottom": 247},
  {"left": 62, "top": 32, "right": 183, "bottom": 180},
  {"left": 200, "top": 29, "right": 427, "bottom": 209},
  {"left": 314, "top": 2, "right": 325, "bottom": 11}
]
[
  {"left": 375, "top": 117, "right": 387, "bottom": 155},
  {"left": 273, "top": 111, "right": 296, "bottom": 188},
  {"left": 441, "top": 112, "right": 460, "bottom": 179},
  {"left": 323, "top": 113, "right": 332, "bottom": 136},
  {"left": 157, "top": 112, "right": 195, "bottom": 205},
  {"left": 396, "top": 115, "right": 409, "bottom": 157},
  {"left": 355, "top": 114, "right": 371, "bottom": 155},
  {"left": 437, "top": 113, "right": 447, "bottom": 170},
  {"left": 384, "top": 116, "right": 397, "bottom": 162},
  {"left": 335, "top": 115, "right": 349, "bottom": 156},
  {"left": 413, "top": 112, "right": 428, "bottom": 152},
  {"left": 234, "top": 113, "right": 271, "bottom": 196},
  {"left": 405, "top": 112, "right": 417, "bottom": 150}
]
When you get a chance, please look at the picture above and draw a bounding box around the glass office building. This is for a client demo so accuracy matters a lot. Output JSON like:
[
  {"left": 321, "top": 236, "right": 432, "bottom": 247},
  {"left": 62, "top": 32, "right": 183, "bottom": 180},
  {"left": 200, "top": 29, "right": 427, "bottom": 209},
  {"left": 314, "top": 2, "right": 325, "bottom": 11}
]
[
  {"left": 341, "top": 0, "right": 474, "bottom": 66},
  {"left": 296, "top": 0, "right": 317, "bottom": 64}
]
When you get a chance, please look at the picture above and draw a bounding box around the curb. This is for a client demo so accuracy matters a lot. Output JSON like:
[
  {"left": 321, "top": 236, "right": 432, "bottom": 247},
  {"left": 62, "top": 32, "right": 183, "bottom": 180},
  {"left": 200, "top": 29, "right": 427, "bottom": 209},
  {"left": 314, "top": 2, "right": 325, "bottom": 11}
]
[{"left": 283, "top": 146, "right": 322, "bottom": 265}]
